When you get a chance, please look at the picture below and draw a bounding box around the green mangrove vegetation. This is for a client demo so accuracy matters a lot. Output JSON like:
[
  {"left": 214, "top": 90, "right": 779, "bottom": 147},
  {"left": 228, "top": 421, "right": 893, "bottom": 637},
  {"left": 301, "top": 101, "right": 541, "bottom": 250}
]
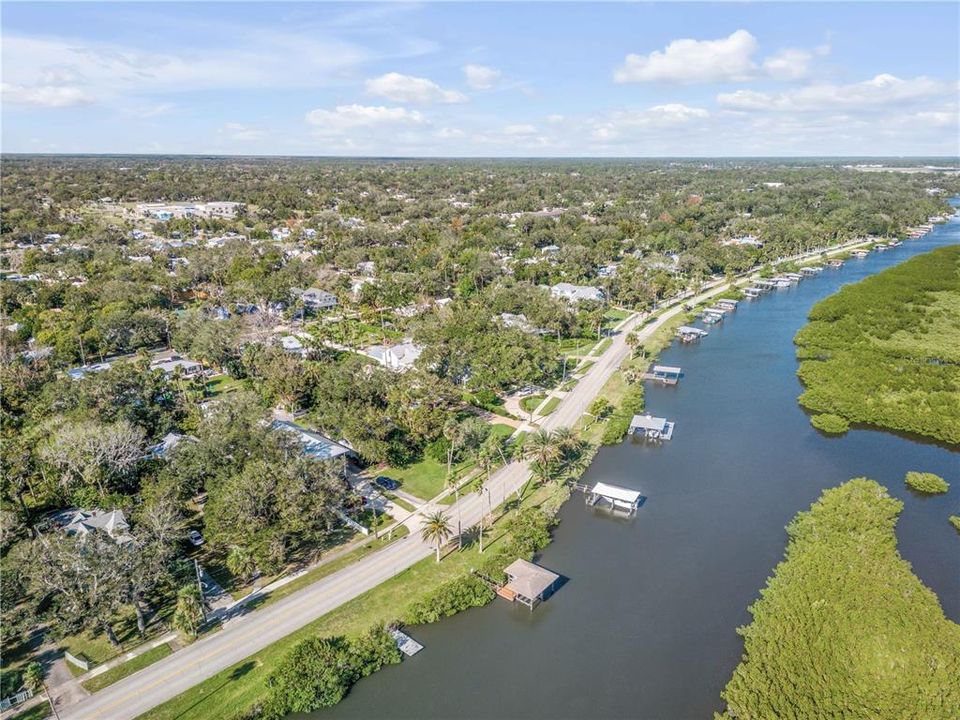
[
  {"left": 904, "top": 471, "right": 950, "bottom": 494},
  {"left": 794, "top": 244, "right": 960, "bottom": 445},
  {"left": 719, "top": 478, "right": 960, "bottom": 720}
]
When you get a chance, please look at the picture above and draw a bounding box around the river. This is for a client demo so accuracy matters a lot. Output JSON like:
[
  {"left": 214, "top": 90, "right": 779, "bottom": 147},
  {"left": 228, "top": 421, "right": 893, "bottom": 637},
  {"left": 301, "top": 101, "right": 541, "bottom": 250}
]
[{"left": 316, "top": 215, "right": 960, "bottom": 720}]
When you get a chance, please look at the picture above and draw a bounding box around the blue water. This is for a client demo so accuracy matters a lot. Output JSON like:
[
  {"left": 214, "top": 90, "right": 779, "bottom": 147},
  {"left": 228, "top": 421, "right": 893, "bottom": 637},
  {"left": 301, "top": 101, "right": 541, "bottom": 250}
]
[{"left": 317, "top": 216, "right": 960, "bottom": 720}]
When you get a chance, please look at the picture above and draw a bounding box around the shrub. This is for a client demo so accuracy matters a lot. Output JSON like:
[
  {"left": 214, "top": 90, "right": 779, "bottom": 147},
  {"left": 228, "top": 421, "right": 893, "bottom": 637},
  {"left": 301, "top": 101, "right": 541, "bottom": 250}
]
[
  {"left": 404, "top": 575, "right": 494, "bottom": 624},
  {"left": 261, "top": 625, "right": 400, "bottom": 718},
  {"left": 810, "top": 413, "right": 850, "bottom": 434},
  {"left": 905, "top": 471, "right": 949, "bottom": 494},
  {"left": 949, "top": 516, "right": 960, "bottom": 533},
  {"left": 601, "top": 384, "right": 644, "bottom": 444}
]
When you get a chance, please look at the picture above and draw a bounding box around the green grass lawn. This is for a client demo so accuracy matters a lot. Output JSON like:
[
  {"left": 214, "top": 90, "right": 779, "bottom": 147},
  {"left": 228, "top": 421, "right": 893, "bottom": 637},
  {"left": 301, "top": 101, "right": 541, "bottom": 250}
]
[
  {"left": 205, "top": 375, "right": 244, "bottom": 397},
  {"left": 520, "top": 395, "right": 545, "bottom": 413},
  {"left": 539, "top": 396, "right": 561, "bottom": 415},
  {"left": 81, "top": 644, "right": 174, "bottom": 693},
  {"left": 384, "top": 492, "right": 416, "bottom": 513},
  {"left": 591, "top": 338, "right": 613, "bottom": 356},
  {"left": 378, "top": 455, "right": 471, "bottom": 501},
  {"left": 9, "top": 700, "right": 51, "bottom": 720},
  {"left": 489, "top": 423, "right": 516, "bottom": 441},
  {"left": 546, "top": 336, "right": 594, "bottom": 356},
  {"left": 138, "top": 483, "right": 566, "bottom": 720}
]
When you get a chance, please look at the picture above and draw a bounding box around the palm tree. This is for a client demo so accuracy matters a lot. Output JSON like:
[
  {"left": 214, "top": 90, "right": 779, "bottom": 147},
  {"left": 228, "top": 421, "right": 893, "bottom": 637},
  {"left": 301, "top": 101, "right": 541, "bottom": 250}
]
[
  {"left": 523, "top": 429, "right": 561, "bottom": 485},
  {"left": 420, "top": 511, "right": 453, "bottom": 562},
  {"left": 24, "top": 662, "right": 60, "bottom": 719}
]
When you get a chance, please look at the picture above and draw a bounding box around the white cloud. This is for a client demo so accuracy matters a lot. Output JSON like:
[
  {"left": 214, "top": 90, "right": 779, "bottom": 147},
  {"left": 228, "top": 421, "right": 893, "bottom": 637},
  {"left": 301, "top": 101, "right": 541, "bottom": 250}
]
[
  {"left": 365, "top": 73, "right": 466, "bottom": 104},
  {"left": 503, "top": 123, "right": 537, "bottom": 136},
  {"left": 219, "top": 122, "right": 264, "bottom": 141},
  {"left": 463, "top": 64, "right": 500, "bottom": 90},
  {"left": 436, "top": 127, "right": 466, "bottom": 139},
  {"left": 591, "top": 104, "right": 710, "bottom": 142},
  {"left": 1, "top": 32, "right": 369, "bottom": 106},
  {"left": 545, "top": 114, "right": 565, "bottom": 124},
  {"left": 762, "top": 49, "right": 814, "bottom": 81},
  {"left": 1, "top": 82, "right": 93, "bottom": 108},
  {"left": 615, "top": 30, "right": 758, "bottom": 84},
  {"left": 305, "top": 104, "right": 425, "bottom": 134},
  {"left": 718, "top": 74, "right": 948, "bottom": 112}
]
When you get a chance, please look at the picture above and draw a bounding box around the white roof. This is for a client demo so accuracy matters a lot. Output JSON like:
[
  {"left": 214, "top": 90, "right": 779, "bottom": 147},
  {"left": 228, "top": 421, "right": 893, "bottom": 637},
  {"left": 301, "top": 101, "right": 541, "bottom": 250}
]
[
  {"left": 653, "top": 365, "right": 682, "bottom": 374},
  {"left": 271, "top": 420, "right": 352, "bottom": 460},
  {"left": 590, "top": 482, "right": 642, "bottom": 504},
  {"left": 630, "top": 414, "right": 668, "bottom": 432}
]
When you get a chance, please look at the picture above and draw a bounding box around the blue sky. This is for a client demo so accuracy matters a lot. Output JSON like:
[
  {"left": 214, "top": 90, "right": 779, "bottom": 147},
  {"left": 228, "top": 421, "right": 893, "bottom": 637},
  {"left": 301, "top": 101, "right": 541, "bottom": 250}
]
[{"left": 2, "top": 2, "right": 958, "bottom": 156}]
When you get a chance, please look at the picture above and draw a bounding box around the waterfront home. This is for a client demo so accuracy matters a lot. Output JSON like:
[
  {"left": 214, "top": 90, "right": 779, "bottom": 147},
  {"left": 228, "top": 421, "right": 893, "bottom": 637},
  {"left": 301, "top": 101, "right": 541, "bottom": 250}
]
[
  {"left": 497, "top": 559, "right": 561, "bottom": 611},
  {"left": 550, "top": 282, "right": 604, "bottom": 304},
  {"left": 629, "top": 414, "right": 675, "bottom": 440}
]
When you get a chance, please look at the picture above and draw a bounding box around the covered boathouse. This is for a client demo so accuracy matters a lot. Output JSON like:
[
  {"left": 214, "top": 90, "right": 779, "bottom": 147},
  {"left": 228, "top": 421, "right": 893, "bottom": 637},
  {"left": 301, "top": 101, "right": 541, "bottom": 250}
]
[
  {"left": 586, "top": 482, "right": 644, "bottom": 514},
  {"left": 647, "top": 365, "right": 682, "bottom": 385},
  {"left": 629, "top": 413, "right": 674, "bottom": 440},
  {"left": 497, "top": 559, "right": 560, "bottom": 611},
  {"left": 676, "top": 326, "right": 708, "bottom": 343}
]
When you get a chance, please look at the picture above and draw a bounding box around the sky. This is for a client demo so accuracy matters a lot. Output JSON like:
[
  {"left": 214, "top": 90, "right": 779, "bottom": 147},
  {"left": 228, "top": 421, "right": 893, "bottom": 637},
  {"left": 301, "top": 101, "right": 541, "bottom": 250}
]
[{"left": 2, "top": 1, "right": 958, "bottom": 157}]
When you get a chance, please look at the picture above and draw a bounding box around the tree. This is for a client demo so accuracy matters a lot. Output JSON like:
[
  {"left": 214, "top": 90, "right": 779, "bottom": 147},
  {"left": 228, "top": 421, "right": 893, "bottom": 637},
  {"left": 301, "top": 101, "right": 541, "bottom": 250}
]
[
  {"left": 420, "top": 511, "right": 453, "bottom": 562},
  {"left": 38, "top": 419, "right": 145, "bottom": 497},
  {"left": 23, "top": 662, "right": 59, "bottom": 720},
  {"left": 26, "top": 533, "right": 126, "bottom": 647},
  {"left": 588, "top": 397, "right": 613, "bottom": 420},
  {"left": 523, "top": 429, "right": 561, "bottom": 485},
  {"left": 172, "top": 585, "right": 203, "bottom": 639}
]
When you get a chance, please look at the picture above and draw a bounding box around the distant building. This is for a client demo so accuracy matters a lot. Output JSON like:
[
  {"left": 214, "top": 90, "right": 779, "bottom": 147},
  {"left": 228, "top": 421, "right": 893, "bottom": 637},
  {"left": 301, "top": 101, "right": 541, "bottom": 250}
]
[
  {"left": 150, "top": 355, "right": 204, "bottom": 378},
  {"left": 550, "top": 282, "right": 604, "bottom": 303},
  {"left": 146, "top": 432, "right": 195, "bottom": 460},
  {"left": 722, "top": 235, "right": 764, "bottom": 248},
  {"left": 294, "top": 287, "right": 338, "bottom": 311}
]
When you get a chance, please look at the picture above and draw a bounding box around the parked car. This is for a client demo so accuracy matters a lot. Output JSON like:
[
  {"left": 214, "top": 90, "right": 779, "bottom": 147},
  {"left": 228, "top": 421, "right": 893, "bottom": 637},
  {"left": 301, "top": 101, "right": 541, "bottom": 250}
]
[
  {"left": 375, "top": 475, "right": 400, "bottom": 491},
  {"left": 187, "top": 529, "right": 204, "bottom": 546}
]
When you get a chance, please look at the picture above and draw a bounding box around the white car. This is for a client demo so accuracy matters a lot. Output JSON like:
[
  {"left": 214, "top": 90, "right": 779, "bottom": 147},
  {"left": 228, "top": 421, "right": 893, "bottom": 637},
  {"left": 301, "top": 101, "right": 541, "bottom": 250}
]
[{"left": 187, "top": 529, "right": 204, "bottom": 546}]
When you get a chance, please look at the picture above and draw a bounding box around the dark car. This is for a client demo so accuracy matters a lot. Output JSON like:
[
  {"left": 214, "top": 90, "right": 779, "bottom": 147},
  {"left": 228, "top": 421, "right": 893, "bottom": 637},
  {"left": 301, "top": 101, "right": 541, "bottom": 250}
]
[{"left": 375, "top": 475, "right": 400, "bottom": 491}]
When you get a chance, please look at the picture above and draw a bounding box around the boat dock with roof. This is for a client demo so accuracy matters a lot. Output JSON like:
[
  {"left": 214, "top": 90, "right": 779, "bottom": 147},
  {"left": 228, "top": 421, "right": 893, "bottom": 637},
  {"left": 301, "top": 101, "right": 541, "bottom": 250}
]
[
  {"left": 496, "top": 559, "right": 561, "bottom": 611},
  {"left": 629, "top": 413, "right": 674, "bottom": 440},
  {"left": 676, "top": 326, "right": 708, "bottom": 342},
  {"left": 645, "top": 365, "right": 683, "bottom": 385},
  {"left": 586, "top": 482, "right": 644, "bottom": 514}
]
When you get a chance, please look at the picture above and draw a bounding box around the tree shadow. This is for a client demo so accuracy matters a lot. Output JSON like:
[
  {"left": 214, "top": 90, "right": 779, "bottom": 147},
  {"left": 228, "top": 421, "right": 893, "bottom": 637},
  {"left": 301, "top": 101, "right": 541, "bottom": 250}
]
[{"left": 173, "top": 661, "right": 257, "bottom": 720}]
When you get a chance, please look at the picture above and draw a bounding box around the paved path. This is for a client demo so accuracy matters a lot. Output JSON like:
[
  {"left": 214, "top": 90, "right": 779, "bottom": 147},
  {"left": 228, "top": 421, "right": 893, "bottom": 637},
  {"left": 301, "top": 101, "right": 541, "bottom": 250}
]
[{"left": 59, "top": 240, "right": 859, "bottom": 720}]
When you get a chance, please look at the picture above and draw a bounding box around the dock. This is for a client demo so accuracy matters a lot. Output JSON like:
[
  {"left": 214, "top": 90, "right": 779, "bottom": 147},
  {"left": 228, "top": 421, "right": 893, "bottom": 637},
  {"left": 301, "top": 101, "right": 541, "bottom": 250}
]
[
  {"left": 390, "top": 628, "right": 424, "bottom": 656},
  {"left": 645, "top": 365, "right": 682, "bottom": 385},
  {"left": 744, "top": 287, "right": 763, "bottom": 298},
  {"left": 586, "top": 482, "right": 644, "bottom": 514},
  {"left": 497, "top": 559, "right": 560, "bottom": 611},
  {"left": 676, "top": 326, "right": 708, "bottom": 342},
  {"left": 629, "top": 413, "right": 674, "bottom": 440},
  {"left": 715, "top": 298, "right": 738, "bottom": 310}
]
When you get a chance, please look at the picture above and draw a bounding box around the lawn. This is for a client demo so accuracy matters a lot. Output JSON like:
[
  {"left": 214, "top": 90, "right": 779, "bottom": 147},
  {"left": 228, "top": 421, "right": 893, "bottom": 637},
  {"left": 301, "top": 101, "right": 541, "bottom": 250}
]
[
  {"left": 590, "top": 338, "right": 613, "bottom": 356},
  {"left": 81, "top": 644, "right": 174, "bottom": 693},
  {"left": 205, "top": 375, "right": 243, "bottom": 397},
  {"left": 377, "top": 455, "right": 471, "bottom": 501},
  {"left": 138, "top": 482, "right": 567, "bottom": 720},
  {"left": 9, "top": 700, "right": 51, "bottom": 720},
  {"left": 546, "top": 336, "right": 595, "bottom": 356},
  {"left": 520, "top": 395, "right": 545, "bottom": 413},
  {"left": 539, "top": 396, "right": 561, "bottom": 415}
]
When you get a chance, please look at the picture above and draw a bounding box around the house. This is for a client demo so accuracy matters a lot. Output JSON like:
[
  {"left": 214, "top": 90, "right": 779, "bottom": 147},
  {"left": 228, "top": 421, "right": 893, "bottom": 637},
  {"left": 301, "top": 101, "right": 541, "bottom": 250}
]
[
  {"left": 270, "top": 420, "right": 353, "bottom": 462},
  {"left": 550, "top": 283, "right": 604, "bottom": 304},
  {"left": 60, "top": 509, "right": 132, "bottom": 543},
  {"left": 497, "top": 559, "right": 561, "bottom": 611},
  {"left": 296, "top": 287, "right": 338, "bottom": 311},
  {"left": 498, "top": 313, "right": 544, "bottom": 334},
  {"left": 367, "top": 341, "right": 423, "bottom": 371},
  {"left": 150, "top": 355, "right": 204, "bottom": 378},
  {"left": 146, "top": 432, "right": 195, "bottom": 460},
  {"left": 66, "top": 362, "right": 113, "bottom": 380},
  {"left": 722, "top": 235, "right": 764, "bottom": 248}
]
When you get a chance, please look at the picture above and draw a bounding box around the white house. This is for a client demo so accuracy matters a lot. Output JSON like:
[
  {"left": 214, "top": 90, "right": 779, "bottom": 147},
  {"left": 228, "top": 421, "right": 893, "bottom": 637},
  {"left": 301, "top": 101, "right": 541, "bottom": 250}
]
[
  {"left": 367, "top": 341, "right": 423, "bottom": 371},
  {"left": 550, "top": 283, "right": 604, "bottom": 303},
  {"left": 150, "top": 355, "right": 204, "bottom": 378}
]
